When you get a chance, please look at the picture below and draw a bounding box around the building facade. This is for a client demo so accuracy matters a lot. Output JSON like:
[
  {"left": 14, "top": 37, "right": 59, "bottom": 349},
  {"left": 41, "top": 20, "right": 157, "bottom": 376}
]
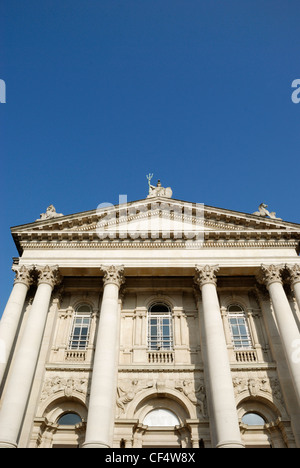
[{"left": 0, "top": 185, "right": 300, "bottom": 448}]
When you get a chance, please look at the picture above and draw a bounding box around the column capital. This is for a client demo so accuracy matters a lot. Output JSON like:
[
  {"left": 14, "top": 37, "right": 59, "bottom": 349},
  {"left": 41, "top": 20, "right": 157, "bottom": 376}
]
[
  {"left": 36, "top": 265, "right": 61, "bottom": 288},
  {"left": 12, "top": 265, "right": 34, "bottom": 288},
  {"left": 286, "top": 264, "right": 300, "bottom": 286},
  {"left": 100, "top": 265, "right": 125, "bottom": 288},
  {"left": 194, "top": 265, "right": 219, "bottom": 288},
  {"left": 257, "top": 264, "right": 285, "bottom": 288}
]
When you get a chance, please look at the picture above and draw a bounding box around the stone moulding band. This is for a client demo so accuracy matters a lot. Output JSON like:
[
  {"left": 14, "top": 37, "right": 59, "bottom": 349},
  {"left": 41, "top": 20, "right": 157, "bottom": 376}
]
[{"left": 20, "top": 241, "right": 299, "bottom": 249}]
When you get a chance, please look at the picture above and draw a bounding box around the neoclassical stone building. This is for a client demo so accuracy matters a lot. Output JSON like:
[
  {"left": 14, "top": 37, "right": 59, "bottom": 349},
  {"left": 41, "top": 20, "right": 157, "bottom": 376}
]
[{"left": 0, "top": 183, "right": 300, "bottom": 448}]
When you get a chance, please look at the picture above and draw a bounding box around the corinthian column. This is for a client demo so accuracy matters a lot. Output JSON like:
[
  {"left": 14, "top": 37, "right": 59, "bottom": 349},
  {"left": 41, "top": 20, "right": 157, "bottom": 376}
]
[
  {"left": 0, "top": 265, "right": 34, "bottom": 384},
  {"left": 83, "top": 265, "right": 125, "bottom": 449},
  {"left": 194, "top": 265, "right": 244, "bottom": 449},
  {"left": 286, "top": 264, "right": 300, "bottom": 311},
  {"left": 0, "top": 265, "right": 60, "bottom": 448},
  {"left": 259, "top": 264, "right": 300, "bottom": 406}
]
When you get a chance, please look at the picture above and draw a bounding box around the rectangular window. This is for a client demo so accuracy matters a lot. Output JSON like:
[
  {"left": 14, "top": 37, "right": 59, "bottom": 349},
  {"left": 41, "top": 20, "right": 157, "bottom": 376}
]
[
  {"left": 228, "top": 313, "right": 252, "bottom": 349},
  {"left": 148, "top": 314, "right": 173, "bottom": 350},
  {"left": 69, "top": 314, "right": 91, "bottom": 350}
]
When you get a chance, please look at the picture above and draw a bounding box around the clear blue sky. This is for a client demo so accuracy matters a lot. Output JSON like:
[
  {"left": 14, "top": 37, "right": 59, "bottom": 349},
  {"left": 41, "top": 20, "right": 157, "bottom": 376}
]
[{"left": 0, "top": 0, "right": 299, "bottom": 314}]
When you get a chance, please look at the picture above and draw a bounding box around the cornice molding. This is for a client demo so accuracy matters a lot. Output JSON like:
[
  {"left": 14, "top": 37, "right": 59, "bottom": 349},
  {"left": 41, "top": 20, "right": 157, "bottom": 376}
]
[
  {"left": 11, "top": 199, "right": 300, "bottom": 255},
  {"left": 19, "top": 240, "right": 299, "bottom": 250}
]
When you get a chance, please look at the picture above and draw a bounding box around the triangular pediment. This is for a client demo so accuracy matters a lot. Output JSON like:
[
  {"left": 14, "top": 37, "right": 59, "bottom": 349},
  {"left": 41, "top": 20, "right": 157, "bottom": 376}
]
[{"left": 11, "top": 197, "right": 300, "bottom": 253}]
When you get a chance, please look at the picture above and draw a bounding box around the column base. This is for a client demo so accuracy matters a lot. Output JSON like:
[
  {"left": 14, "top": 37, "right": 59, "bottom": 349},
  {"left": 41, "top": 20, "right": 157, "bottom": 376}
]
[
  {"left": 82, "top": 440, "right": 110, "bottom": 449},
  {"left": 216, "top": 440, "right": 245, "bottom": 449},
  {"left": 0, "top": 440, "right": 18, "bottom": 448}
]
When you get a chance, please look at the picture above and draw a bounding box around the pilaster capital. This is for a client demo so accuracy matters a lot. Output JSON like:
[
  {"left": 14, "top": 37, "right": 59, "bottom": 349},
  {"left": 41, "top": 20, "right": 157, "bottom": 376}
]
[
  {"left": 36, "top": 265, "right": 61, "bottom": 289},
  {"left": 257, "top": 264, "right": 285, "bottom": 288},
  {"left": 12, "top": 264, "right": 34, "bottom": 288},
  {"left": 194, "top": 264, "right": 220, "bottom": 288},
  {"left": 100, "top": 265, "right": 125, "bottom": 288},
  {"left": 286, "top": 264, "right": 300, "bottom": 286}
]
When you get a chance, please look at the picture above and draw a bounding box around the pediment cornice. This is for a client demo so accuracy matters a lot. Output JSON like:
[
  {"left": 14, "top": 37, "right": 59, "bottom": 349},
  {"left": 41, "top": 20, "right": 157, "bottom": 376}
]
[{"left": 11, "top": 197, "right": 300, "bottom": 254}]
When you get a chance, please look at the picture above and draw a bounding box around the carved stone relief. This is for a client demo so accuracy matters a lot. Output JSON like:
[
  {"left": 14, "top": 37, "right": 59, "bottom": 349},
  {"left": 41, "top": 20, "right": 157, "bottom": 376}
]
[
  {"left": 116, "top": 374, "right": 207, "bottom": 420},
  {"left": 233, "top": 374, "right": 285, "bottom": 408},
  {"left": 40, "top": 374, "right": 90, "bottom": 402}
]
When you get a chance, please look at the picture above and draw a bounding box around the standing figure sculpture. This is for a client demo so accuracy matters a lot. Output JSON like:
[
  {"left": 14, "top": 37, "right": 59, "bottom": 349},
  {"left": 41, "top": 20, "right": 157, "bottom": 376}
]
[{"left": 146, "top": 174, "right": 173, "bottom": 198}]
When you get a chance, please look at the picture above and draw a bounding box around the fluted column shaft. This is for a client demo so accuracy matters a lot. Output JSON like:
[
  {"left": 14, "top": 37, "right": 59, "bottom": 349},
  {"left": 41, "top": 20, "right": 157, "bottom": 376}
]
[
  {"left": 195, "top": 265, "right": 244, "bottom": 449},
  {"left": 83, "top": 265, "right": 125, "bottom": 449},
  {"left": 0, "top": 266, "right": 60, "bottom": 448},
  {"left": 260, "top": 264, "right": 300, "bottom": 406},
  {"left": 0, "top": 266, "right": 34, "bottom": 384}
]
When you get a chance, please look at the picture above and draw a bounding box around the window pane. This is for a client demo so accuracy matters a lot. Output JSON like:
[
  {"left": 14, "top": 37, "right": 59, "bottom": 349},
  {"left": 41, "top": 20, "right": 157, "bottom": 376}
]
[
  {"left": 58, "top": 413, "right": 82, "bottom": 426},
  {"left": 148, "top": 304, "right": 173, "bottom": 351},
  {"left": 150, "top": 304, "right": 170, "bottom": 313},
  {"left": 242, "top": 413, "right": 265, "bottom": 425},
  {"left": 77, "top": 305, "right": 91, "bottom": 313},
  {"left": 228, "top": 307, "right": 252, "bottom": 349},
  {"left": 228, "top": 305, "right": 243, "bottom": 313},
  {"left": 69, "top": 308, "right": 91, "bottom": 350}
]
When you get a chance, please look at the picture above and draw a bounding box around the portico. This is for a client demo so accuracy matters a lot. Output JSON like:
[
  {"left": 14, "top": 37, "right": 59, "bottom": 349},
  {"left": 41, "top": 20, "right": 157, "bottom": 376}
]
[{"left": 1, "top": 189, "right": 300, "bottom": 448}]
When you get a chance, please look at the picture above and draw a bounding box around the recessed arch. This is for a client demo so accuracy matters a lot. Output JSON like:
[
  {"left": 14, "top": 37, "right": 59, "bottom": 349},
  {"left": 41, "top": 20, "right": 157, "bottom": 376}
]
[
  {"left": 41, "top": 396, "right": 88, "bottom": 424},
  {"left": 237, "top": 397, "right": 281, "bottom": 423},
  {"left": 70, "top": 298, "right": 96, "bottom": 312},
  {"left": 221, "top": 294, "right": 250, "bottom": 311},
  {"left": 237, "top": 397, "right": 288, "bottom": 448},
  {"left": 131, "top": 390, "right": 194, "bottom": 422},
  {"left": 144, "top": 294, "right": 176, "bottom": 311},
  {"left": 131, "top": 393, "right": 193, "bottom": 448}
]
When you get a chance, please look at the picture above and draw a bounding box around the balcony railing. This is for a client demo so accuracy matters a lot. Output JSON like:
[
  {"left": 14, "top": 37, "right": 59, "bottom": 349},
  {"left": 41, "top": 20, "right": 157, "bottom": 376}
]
[
  {"left": 235, "top": 349, "right": 257, "bottom": 363},
  {"left": 65, "top": 350, "right": 86, "bottom": 362},
  {"left": 148, "top": 350, "right": 174, "bottom": 364}
]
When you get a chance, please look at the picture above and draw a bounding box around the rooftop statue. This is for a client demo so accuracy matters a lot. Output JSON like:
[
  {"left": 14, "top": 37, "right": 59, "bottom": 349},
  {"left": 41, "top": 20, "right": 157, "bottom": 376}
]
[
  {"left": 252, "top": 203, "right": 282, "bottom": 220},
  {"left": 36, "top": 204, "right": 64, "bottom": 222},
  {"left": 146, "top": 173, "right": 173, "bottom": 199}
]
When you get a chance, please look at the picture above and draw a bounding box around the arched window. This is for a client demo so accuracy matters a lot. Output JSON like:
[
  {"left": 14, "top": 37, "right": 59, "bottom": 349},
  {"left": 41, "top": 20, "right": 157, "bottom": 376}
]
[
  {"left": 57, "top": 412, "right": 82, "bottom": 426},
  {"left": 143, "top": 409, "right": 180, "bottom": 427},
  {"left": 242, "top": 412, "right": 266, "bottom": 426},
  {"left": 148, "top": 303, "right": 173, "bottom": 350},
  {"left": 228, "top": 304, "right": 252, "bottom": 349},
  {"left": 69, "top": 304, "right": 92, "bottom": 350}
]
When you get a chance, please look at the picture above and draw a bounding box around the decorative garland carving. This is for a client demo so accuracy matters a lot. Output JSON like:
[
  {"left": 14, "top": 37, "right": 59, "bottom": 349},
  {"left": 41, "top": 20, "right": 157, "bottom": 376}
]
[
  {"left": 233, "top": 376, "right": 284, "bottom": 407},
  {"left": 40, "top": 375, "right": 89, "bottom": 401},
  {"left": 116, "top": 377, "right": 207, "bottom": 419}
]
